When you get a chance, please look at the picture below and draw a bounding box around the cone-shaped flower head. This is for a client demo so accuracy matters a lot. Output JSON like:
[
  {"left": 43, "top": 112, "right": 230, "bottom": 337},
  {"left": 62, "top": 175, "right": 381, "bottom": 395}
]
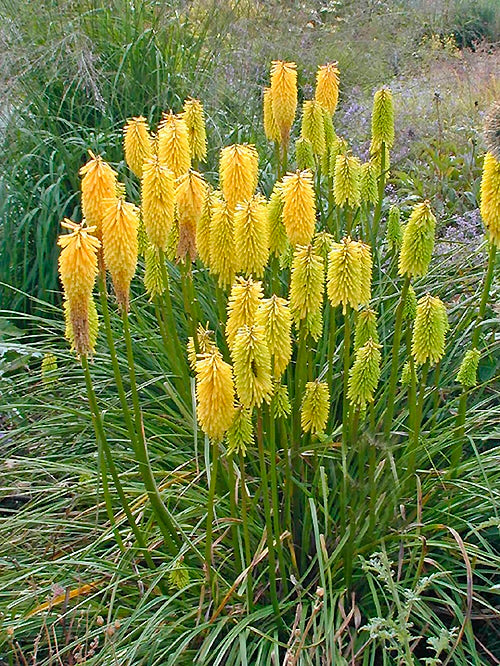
[
  {"left": 219, "top": 144, "right": 259, "bottom": 211},
  {"left": 348, "top": 338, "right": 382, "bottom": 408},
  {"left": 226, "top": 405, "right": 254, "bottom": 457},
  {"left": 79, "top": 152, "right": 118, "bottom": 238},
  {"left": 101, "top": 197, "right": 139, "bottom": 310},
  {"left": 268, "top": 183, "right": 287, "bottom": 257},
  {"left": 270, "top": 60, "right": 298, "bottom": 145},
  {"left": 313, "top": 231, "right": 334, "bottom": 263},
  {"left": 209, "top": 193, "right": 236, "bottom": 287},
  {"left": 398, "top": 200, "right": 436, "bottom": 277},
  {"left": 195, "top": 348, "right": 235, "bottom": 441},
  {"left": 281, "top": 169, "right": 316, "bottom": 246},
  {"left": 296, "top": 136, "right": 315, "bottom": 172},
  {"left": 360, "top": 160, "right": 378, "bottom": 205},
  {"left": 289, "top": 244, "right": 324, "bottom": 340},
  {"left": 456, "top": 348, "right": 481, "bottom": 388},
  {"left": 141, "top": 156, "right": 175, "bottom": 251},
  {"left": 403, "top": 285, "right": 417, "bottom": 322},
  {"left": 182, "top": 98, "right": 207, "bottom": 163},
  {"left": 371, "top": 87, "right": 394, "bottom": 151},
  {"left": 232, "top": 324, "right": 273, "bottom": 409},
  {"left": 263, "top": 87, "right": 280, "bottom": 143},
  {"left": 234, "top": 194, "right": 270, "bottom": 277},
  {"left": 271, "top": 382, "right": 291, "bottom": 419},
  {"left": 301, "top": 380, "right": 330, "bottom": 435},
  {"left": 483, "top": 101, "right": 500, "bottom": 161},
  {"left": 480, "top": 152, "right": 500, "bottom": 246},
  {"left": 327, "top": 237, "right": 371, "bottom": 313},
  {"left": 176, "top": 169, "right": 207, "bottom": 261},
  {"left": 386, "top": 204, "right": 403, "bottom": 251},
  {"left": 144, "top": 244, "right": 165, "bottom": 300},
  {"left": 322, "top": 108, "right": 336, "bottom": 145},
  {"left": 314, "top": 62, "right": 340, "bottom": 115},
  {"left": 123, "top": 116, "right": 152, "bottom": 179},
  {"left": 412, "top": 294, "right": 448, "bottom": 366},
  {"left": 64, "top": 295, "right": 99, "bottom": 355},
  {"left": 187, "top": 323, "right": 215, "bottom": 372},
  {"left": 301, "top": 100, "right": 326, "bottom": 156},
  {"left": 354, "top": 308, "right": 379, "bottom": 351},
  {"left": 58, "top": 219, "right": 100, "bottom": 356},
  {"left": 256, "top": 295, "right": 292, "bottom": 378},
  {"left": 226, "top": 276, "right": 263, "bottom": 350},
  {"left": 400, "top": 360, "right": 417, "bottom": 387},
  {"left": 334, "top": 153, "right": 361, "bottom": 209},
  {"left": 158, "top": 112, "right": 191, "bottom": 178},
  {"left": 197, "top": 187, "right": 213, "bottom": 266},
  {"left": 328, "top": 136, "right": 349, "bottom": 178}
]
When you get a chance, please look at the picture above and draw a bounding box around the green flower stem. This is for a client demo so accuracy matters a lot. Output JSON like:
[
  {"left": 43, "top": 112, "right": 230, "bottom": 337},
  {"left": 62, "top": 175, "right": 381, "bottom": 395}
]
[
  {"left": 280, "top": 418, "right": 293, "bottom": 538},
  {"left": 371, "top": 140, "right": 386, "bottom": 246},
  {"left": 327, "top": 305, "right": 337, "bottom": 406},
  {"left": 257, "top": 411, "right": 283, "bottom": 629},
  {"left": 239, "top": 451, "right": 253, "bottom": 613},
  {"left": 267, "top": 406, "right": 288, "bottom": 594},
  {"left": 180, "top": 259, "right": 200, "bottom": 352},
  {"left": 225, "top": 455, "right": 243, "bottom": 576},
  {"left": 345, "top": 206, "right": 353, "bottom": 236},
  {"left": 408, "top": 360, "right": 430, "bottom": 481},
  {"left": 368, "top": 441, "right": 377, "bottom": 536},
  {"left": 204, "top": 439, "right": 219, "bottom": 598},
  {"left": 383, "top": 276, "right": 411, "bottom": 438},
  {"left": 153, "top": 298, "right": 189, "bottom": 402},
  {"left": 341, "top": 306, "right": 351, "bottom": 535},
  {"left": 121, "top": 307, "right": 180, "bottom": 553},
  {"left": 405, "top": 326, "right": 417, "bottom": 439}
]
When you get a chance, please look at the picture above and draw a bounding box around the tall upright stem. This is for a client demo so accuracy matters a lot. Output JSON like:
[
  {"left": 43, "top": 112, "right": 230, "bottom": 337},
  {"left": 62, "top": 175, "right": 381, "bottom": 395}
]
[
  {"left": 408, "top": 360, "right": 429, "bottom": 481},
  {"left": 204, "top": 440, "right": 219, "bottom": 597},
  {"left": 267, "top": 406, "right": 288, "bottom": 593},
  {"left": 340, "top": 306, "right": 351, "bottom": 536},
  {"left": 239, "top": 451, "right": 253, "bottom": 612}
]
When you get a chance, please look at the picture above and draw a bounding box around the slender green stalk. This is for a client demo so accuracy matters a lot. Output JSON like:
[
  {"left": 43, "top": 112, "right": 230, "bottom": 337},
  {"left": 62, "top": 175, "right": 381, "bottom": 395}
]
[
  {"left": 340, "top": 307, "right": 351, "bottom": 536},
  {"left": 383, "top": 276, "right": 410, "bottom": 438},
  {"left": 256, "top": 411, "right": 283, "bottom": 629},
  {"left": 239, "top": 451, "right": 253, "bottom": 612},
  {"left": 205, "top": 440, "right": 219, "bottom": 597},
  {"left": 180, "top": 259, "right": 200, "bottom": 352},
  {"left": 158, "top": 250, "right": 189, "bottom": 381},
  {"left": 226, "top": 456, "right": 243, "bottom": 575},
  {"left": 408, "top": 360, "right": 429, "bottom": 481},
  {"left": 267, "top": 406, "right": 288, "bottom": 593}
]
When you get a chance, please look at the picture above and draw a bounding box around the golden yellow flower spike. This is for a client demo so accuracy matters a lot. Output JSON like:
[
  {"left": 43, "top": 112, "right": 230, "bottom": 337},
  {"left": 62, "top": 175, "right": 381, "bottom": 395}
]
[
  {"left": 270, "top": 60, "right": 298, "bottom": 145},
  {"left": 281, "top": 170, "right": 316, "bottom": 246},
  {"left": 314, "top": 62, "right": 340, "bottom": 116},
  {"left": 182, "top": 98, "right": 207, "bottom": 163},
  {"left": 195, "top": 348, "right": 235, "bottom": 441},
  {"left": 219, "top": 144, "right": 259, "bottom": 211},
  {"left": 289, "top": 244, "right": 324, "bottom": 340},
  {"left": 79, "top": 152, "right": 117, "bottom": 241},
  {"left": 232, "top": 324, "right": 273, "bottom": 409},
  {"left": 176, "top": 169, "right": 207, "bottom": 262},
  {"left": 412, "top": 294, "right": 448, "bottom": 366},
  {"left": 327, "top": 237, "right": 371, "bottom": 313},
  {"left": 101, "top": 197, "right": 139, "bottom": 310},
  {"left": 58, "top": 219, "right": 100, "bottom": 356},
  {"left": 398, "top": 200, "right": 436, "bottom": 278},
  {"left": 301, "top": 380, "right": 330, "bottom": 435},
  {"left": 158, "top": 111, "right": 191, "bottom": 178},
  {"left": 141, "top": 156, "right": 175, "bottom": 251},
  {"left": 480, "top": 152, "right": 500, "bottom": 246},
  {"left": 301, "top": 100, "right": 326, "bottom": 156},
  {"left": 256, "top": 295, "right": 292, "bottom": 378},
  {"left": 263, "top": 87, "right": 280, "bottom": 143},
  {"left": 209, "top": 193, "right": 236, "bottom": 287},
  {"left": 123, "top": 116, "right": 152, "bottom": 179},
  {"left": 226, "top": 276, "right": 263, "bottom": 350},
  {"left": 234, "top": 194, "right": 270, "bottom": 277}
]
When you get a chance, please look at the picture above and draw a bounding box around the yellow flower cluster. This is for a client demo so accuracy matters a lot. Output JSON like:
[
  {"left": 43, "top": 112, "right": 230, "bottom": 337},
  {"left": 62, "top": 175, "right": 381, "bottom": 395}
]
[{"left": 327, "top": 237, "right": 372, "bottom": 313}]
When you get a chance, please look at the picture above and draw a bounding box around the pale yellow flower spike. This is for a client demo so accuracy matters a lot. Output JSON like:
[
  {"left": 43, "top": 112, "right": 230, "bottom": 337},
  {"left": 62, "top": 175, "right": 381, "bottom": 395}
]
[
  {"left": 101, "top": 197, "right": 139, "bottom": 311},
  {"left": 315, "top": 63, "right": 340, "bottom": 116},
  {"left": 327, "top": 237, "right": 370, "bottom": 313},
  {"left": 256, "top": 295, "right": 292, "bottom": 378},
  {"left": 141, "top": 156, "right": 175, "bottom": 251},
  {"left": 263, "top": 87, "right": 280, "bottom": 142},
  {"left": 480, "top": 152, "right": 500, "bottom": 246},
  {"left": 270, "top": 60, "right": 298, "bottom": 146},
  {"left": 226, "top": 276, "right": 263, "bottom": 350},
  {"left": 158, "top": 112, "right": 191, "bottom": 178},
  {"left": 219, "top": 144, "right": 259, "bottom": 211},
  {"left": 209, "top": 193, "right": 236, "bottom": 287},
  {"left": 176, "top": 170, "right": 207, "bottom": 262},
  {"left": 281, "top": 170, "right": 316, "bottom": 246},
  {"left": 234, "top": 194, "right": 270, "bottom": 277},
  {"left": 195, "top": 348, "right": 235, "bottom": 441},
  {"left": 197, "top": 187, "right": 213, "bottom": 267},
  {"left": 123, "top": 116, "right": 153, "bottom": 179},
  {"left": 301, "top": 380, "right": 330, "bottom": 435},
  {"left": 79, "top": 152, "right": 118, "bottom": 241},
  {"left": 232, "top": 324, "right": 273, "bottom": 409},
  {"left": 182, "top": 98, "right": 207, "bottom": 163}
]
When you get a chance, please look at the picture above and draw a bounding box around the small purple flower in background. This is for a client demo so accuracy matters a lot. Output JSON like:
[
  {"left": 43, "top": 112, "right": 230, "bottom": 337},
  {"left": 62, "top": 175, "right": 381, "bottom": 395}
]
[{"left": 436, "top": 209, "right": 485, "bottom": 265}]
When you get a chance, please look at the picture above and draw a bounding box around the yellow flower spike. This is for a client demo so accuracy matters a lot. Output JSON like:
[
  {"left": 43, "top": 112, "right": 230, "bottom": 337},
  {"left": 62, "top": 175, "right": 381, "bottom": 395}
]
[
  {"left": 386, "top": 205, "right": 403, "bottom": 251},
  {"left": 234, "top": 194, "right": 270, "bottom": 277},
  {"left": 226, "top": 276, "right": 263, "bottom": 350},
  {"left": 232, "top": 324, "right": 273, "bottom": 409},
  {"left": 289, "top": 244, "right": 324, "bottom": 340},
  {"left": 348, "top": 338, "right": 382, "bottom": 408},
  {"left": 141, "top": 156, "right": 175, "bottom": 251},
  {"left": 219, "top": 144, "right": 259, "bottom": 211},
  {"left": 301, "top": 380, "right": 330, "bottom": 435},
  {"left": 195, "top": 348, "right": 235, "bottom": 441},
  {"left": 281, "top": 169, "right": 316, "bottom": 246},
  {"left": 58, "top": 219, "right": 100, "bottom": 356},
  {"left": 354, "top": 308, "right": 379, "bottom": 351},
  {"left": 370, "top": 87, "right": 395, "bottom": 151},
  {"left": 226, "top": 405, "right": 254, "bottom": 457},
  {"left": 144, "top": 244, "right": 165, "bottom": 301},
  {"left": 187, "top": 323, "right": 215, "bottom": 372},
  {"left": 182, "top": 98, "right": 207, "bottom": 163},
  {"left": 456, "top": 348, "right": 481, "bottom": 388},
  {"left": 480, "top": 152, "right": 500, "bottom": 246},
  {"left": 166, "top": 217, "right": 180, "bottom": 262},
  {"left": 398, "top": 200, "right": 436, "bottom": 278},
  {"left": 268, "top": 183, "right": 287, "bottom": 257},
  {"left": 296, "top": 136, "right": 315, "bottom": 171},
  {"left": 271, "top": 382, "right": 291, "bottom": 419},
  {"left": 123, "top": 116, "right": 153, "bottom": 179},
  {"left": 101, "top": 197, "right": 139, "bottom": 311},
  {"left": 327, "top": 237, "right": 369, "bottom": 314},
  {"left": 176, "top": 169, "right": 207, "bottom": 262},
  {"left": 328, "top": 136, "right": 349, "bottom": 178},
  {"left": 360, "top": 160, "right": 378, "bottom": 205},
  {"left": 263, "top": 87, "right": 280, "bottom": 143},
  {"left": 209, "top": 193, "right": 236, "bottom": 287},
  {"left": 301, "top": 100, "right": 326, "bottom": 156},
  {"left": 158, "top": 111, "right": 191, "bottom": 178},
  {"left": 334, "top": 153, "right": 362, "bottom": 209},
  {"left": 197, "top": 187, "right": 213, "bottom": 266},
  {"left": 315, "top": 62, "right": 340, "bottom": 116},
  {"left": 64, "top": 295, "right": 99, "bottom": 355},
  {"left": 412, "top": 294, "right": 448, "bottom": 366},
  {"left": 79, "top": 152, "right": 118, "bottom": 240},
  {"left": 270, "top": 60, "right": 298, "bottom": 146},
  {"left": 256, "top": 295, "right": 292, "bottom": 378},
  {"left": 370, "top": 142, "right": 391, "bottom": 176},
  {"left": 313, "top": 230, "right": 334, "bottom": 263},
  {"left": 401, "top": 360, "right": 417, "bottom": 387}
]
